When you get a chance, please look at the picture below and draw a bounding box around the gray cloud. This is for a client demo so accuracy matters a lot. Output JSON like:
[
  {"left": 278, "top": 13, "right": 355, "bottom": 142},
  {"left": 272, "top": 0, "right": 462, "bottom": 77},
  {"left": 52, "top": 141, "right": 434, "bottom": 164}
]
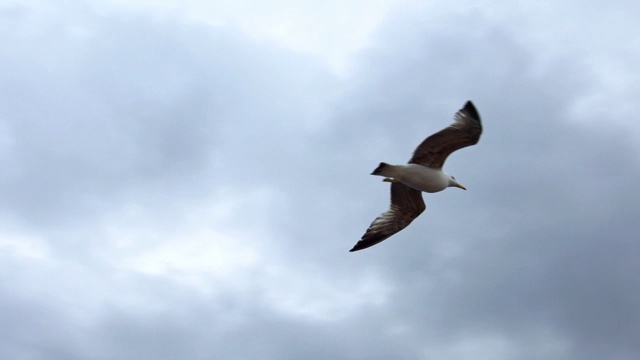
[{"left": 1, "top": 1, "right": 639, "bottom": 360}]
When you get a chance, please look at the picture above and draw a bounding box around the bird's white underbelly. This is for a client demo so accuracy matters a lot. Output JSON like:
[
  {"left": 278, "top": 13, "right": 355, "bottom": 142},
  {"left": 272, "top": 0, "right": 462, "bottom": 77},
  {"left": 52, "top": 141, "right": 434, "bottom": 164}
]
[{"left": 397, "top": 164, "right": 449, "bottom": 193}]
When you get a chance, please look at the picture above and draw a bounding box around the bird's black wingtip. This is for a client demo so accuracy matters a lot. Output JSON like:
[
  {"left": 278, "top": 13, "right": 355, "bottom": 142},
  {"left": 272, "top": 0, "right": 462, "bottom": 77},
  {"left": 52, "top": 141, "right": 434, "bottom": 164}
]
[
  {"left": 463, "top": 100, "right": 480, "bottom": 121},
  {"left": 349, "top": 242, "right": 366, "bottom": 252}
]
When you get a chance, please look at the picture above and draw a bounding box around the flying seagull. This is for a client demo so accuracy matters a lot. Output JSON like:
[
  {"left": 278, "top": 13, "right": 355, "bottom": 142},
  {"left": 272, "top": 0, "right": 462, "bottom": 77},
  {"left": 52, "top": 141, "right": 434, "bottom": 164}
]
[{"left": 350, "top": 100, "right": 482, "bottom": 252}]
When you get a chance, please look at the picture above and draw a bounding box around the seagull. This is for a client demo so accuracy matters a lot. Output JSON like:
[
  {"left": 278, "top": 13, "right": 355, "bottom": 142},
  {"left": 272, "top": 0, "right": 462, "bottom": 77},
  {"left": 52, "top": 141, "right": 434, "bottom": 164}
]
[{"left": 350, "top": 101, "right": 482, "bottom": 252}]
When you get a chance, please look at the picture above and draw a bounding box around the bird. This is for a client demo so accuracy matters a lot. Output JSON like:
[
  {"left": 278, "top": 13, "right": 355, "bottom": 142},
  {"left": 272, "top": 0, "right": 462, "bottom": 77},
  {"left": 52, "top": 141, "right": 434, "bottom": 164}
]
[{"left": 349, "top": 100, "right": 482, "bottom": 252}]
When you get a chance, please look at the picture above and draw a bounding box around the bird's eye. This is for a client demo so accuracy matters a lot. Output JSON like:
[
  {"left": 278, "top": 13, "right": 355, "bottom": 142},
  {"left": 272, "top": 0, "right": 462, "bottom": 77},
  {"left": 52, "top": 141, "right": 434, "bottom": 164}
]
[{"left": 452, "top": 176, "right": 456, "bottom": 180}]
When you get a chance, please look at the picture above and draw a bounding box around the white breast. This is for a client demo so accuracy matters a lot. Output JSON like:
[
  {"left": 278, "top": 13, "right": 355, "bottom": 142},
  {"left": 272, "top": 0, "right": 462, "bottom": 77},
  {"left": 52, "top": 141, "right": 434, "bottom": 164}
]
[{"left": 396, "top": 164, "right": 449, "bottom": 193}]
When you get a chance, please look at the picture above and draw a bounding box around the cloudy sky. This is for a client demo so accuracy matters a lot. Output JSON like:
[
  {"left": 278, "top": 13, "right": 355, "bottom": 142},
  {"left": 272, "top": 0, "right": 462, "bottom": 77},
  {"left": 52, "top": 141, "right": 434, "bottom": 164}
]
[{"left": 2, "top": 0, "right": 640, "bottom": 359}]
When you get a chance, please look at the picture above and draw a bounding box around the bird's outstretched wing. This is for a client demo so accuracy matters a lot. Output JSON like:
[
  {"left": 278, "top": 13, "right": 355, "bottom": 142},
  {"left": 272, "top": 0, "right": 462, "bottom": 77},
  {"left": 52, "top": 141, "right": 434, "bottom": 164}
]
[
  {"left": 409, "top": 101, "right": 482, "bottom": 169},
  {"left": 350, "top": 182, "right": 426, "bottom": 252}
]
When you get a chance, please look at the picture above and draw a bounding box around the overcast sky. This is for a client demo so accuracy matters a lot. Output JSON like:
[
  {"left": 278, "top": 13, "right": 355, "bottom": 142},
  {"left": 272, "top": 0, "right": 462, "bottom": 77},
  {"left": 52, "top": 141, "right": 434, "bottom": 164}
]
[{"left": 1, "top": 0, "right": 640, "bottom": 359}]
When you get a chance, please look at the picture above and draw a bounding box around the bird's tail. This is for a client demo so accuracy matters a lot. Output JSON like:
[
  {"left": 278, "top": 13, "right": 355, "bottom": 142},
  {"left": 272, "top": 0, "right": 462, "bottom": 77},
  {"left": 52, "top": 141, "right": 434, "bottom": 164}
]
[{"left": 371, "top": 162, "right": 396, "bottom": 177}]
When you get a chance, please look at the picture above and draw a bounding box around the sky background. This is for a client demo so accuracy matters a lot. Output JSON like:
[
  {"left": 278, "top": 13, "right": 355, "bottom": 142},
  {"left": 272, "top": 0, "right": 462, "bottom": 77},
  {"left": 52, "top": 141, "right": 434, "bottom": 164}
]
[{"left": 1, "top": 0, "right": 640, "bottom": 359}]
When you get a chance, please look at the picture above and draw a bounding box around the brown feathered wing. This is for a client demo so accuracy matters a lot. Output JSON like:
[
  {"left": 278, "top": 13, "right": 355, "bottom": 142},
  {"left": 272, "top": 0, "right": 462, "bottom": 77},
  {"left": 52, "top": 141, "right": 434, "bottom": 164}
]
[
  {"left": 409, "top": 101, "right": 482, "bottom": 169},
  {"left": 350, "top": 182, "right": 426, "bottom": 252}
]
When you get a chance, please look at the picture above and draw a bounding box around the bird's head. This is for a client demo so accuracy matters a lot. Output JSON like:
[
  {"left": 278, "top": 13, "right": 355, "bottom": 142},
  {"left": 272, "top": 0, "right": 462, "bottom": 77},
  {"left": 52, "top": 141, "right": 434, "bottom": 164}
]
[{"left": 448, "top": 175, "right": 466, "bottom": 190}]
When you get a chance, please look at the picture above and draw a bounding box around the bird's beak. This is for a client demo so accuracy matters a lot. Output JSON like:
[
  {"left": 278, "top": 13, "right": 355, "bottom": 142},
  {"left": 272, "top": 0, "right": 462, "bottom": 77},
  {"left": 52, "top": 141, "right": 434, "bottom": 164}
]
[{"left": 456, "top": 183, "right": 467, "bottom": 190}]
